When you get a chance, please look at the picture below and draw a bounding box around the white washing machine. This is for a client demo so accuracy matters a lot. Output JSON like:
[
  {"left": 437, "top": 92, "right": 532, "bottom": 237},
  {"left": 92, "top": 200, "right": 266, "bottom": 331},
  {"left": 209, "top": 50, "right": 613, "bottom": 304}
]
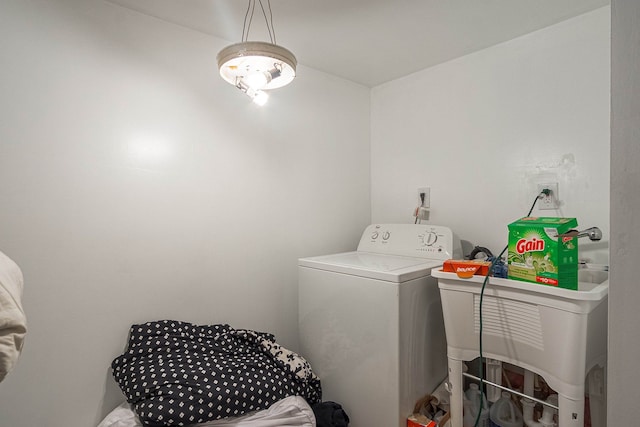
[{"left": 298, "top": 224, "right": 462, "bottom": 427}]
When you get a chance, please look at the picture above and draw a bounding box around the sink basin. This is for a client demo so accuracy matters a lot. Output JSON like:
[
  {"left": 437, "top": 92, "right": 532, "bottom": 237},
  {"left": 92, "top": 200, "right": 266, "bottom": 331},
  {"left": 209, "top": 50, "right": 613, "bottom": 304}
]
[
  {"left": 578, "top": 268, "right": 609, "bottom": 285},
  {"left": 434, "top": 267, "right": 608, "bottom": 427}
]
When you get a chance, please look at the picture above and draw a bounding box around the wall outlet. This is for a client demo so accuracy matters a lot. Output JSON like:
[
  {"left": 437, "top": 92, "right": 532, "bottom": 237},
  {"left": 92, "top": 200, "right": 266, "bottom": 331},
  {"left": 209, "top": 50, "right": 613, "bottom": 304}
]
[
  {"left": 418, "top": 187, "right": 430, "bottom": 208},
  {"left": 537, "top": 183, "right": 559, "bottom": 209}
]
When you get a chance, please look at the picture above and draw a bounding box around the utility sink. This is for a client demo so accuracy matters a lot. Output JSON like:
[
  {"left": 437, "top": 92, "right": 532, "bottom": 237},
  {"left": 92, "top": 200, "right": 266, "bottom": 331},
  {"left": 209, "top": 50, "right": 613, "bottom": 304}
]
[{"left": 433, "top": 267, "right": 609, "bottom": 427}]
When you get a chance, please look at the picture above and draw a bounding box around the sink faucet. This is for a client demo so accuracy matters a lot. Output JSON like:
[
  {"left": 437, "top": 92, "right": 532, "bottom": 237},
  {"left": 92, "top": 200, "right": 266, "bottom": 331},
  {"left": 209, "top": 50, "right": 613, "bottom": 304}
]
[
  {"left": 558, "top": 227, "right": 603, "bottom": 241},
  {"left": 575, "top": 227, "right": 603, "bottom": 241}
]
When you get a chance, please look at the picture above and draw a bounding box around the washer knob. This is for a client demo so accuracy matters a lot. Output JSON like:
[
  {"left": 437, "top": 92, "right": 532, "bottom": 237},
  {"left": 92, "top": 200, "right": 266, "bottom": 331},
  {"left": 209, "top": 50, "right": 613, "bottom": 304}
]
[
  {"left": 382, "top": 231, "right": 390, "bottom": 240},
  {"left": 371, "top": 231, "right": 379, "bottom": 239},
  {"left": 424, "top": 232, "right": 438, "bottom": 246}
]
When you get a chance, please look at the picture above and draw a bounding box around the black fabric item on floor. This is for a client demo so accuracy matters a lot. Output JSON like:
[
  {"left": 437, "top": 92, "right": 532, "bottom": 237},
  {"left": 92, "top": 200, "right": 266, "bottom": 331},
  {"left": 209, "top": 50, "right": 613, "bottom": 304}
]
[
  {"left": 312, "top": 401, "right": 350, "bottom": 427},
  {"left": 111, "top": 320, "right": 322, "bottom": 427}
]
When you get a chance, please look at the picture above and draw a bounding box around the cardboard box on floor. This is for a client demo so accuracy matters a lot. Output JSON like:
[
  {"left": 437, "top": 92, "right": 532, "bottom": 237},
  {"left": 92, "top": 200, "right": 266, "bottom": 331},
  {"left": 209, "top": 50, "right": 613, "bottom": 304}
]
[
  {"left": 407, "top": 413, "right": 438, "bottom": 427},
  {"left": 407, "top": 380, "right": 451, "bottom": 427}
]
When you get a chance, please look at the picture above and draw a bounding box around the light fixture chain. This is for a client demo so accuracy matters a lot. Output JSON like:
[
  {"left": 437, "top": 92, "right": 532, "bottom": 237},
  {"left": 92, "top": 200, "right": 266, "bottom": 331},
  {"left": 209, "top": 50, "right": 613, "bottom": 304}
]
[
  {"left": 241, "top": 0, "right": 278, "bottom": 44},
  {"left": 241, "top": 0, "right": 256, "bottom": 42},
  {"left": 268, "top": 0, "right": 277, "bottom": 44},
  {"left": 257, "top": 0, "right": 275, "bottom": 44}
]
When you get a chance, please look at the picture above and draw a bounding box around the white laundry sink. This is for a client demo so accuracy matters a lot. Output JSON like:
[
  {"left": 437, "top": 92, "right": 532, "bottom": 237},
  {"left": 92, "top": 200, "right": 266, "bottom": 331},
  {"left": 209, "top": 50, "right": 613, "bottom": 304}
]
[{"left": 433, "top": 268, "right": 608, "bottom": 427}]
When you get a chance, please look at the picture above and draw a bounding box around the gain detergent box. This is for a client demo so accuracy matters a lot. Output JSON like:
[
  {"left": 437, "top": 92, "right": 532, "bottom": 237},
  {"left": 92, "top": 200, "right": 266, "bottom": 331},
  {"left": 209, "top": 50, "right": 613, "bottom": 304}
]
[{"left": 507, "top": 217, "right": 579, "bottom": 290}]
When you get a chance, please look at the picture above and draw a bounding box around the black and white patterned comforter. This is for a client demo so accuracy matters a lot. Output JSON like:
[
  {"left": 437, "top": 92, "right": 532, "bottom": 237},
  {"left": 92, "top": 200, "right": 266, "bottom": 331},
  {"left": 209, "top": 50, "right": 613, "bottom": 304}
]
[{"left": 111, "top": 321, "right": 322, "bottom": 427}]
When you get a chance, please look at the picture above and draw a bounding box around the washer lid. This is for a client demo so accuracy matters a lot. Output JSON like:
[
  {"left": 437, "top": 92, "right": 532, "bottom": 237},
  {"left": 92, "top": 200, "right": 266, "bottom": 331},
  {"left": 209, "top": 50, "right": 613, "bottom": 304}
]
[{"left": 298, "top": 251, "right": 442, "bottom": 283}]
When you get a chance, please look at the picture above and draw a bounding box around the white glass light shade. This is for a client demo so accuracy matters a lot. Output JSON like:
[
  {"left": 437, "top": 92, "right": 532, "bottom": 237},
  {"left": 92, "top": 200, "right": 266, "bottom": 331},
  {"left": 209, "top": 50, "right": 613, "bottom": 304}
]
[{"left": 217, "top": 41, "right": 297, "bottom": 90}]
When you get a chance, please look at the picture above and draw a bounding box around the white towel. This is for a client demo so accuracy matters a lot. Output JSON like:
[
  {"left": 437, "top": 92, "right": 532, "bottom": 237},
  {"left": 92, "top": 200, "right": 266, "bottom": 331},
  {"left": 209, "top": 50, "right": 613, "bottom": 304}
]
[
  {"left": 0, "top": 250, "right": 26, "bottom": 383},
  {"left": 98, "top": 396, "right": 316, "bottom": 427}
]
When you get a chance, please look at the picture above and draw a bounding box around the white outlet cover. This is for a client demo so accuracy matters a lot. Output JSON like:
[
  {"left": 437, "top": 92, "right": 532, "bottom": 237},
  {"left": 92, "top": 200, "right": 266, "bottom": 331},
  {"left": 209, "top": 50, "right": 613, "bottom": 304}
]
[
  {"left": 418, "top": 187, "right": 430, "bottom": 208},
  {"left": 537, "top": 183, "right": 559, "bottom": 209}
]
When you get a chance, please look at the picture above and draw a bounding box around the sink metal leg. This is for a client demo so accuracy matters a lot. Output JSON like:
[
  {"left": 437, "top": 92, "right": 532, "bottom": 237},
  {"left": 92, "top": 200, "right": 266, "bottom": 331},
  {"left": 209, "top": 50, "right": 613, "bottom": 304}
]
[
  {"left": 448, "top": 357, "right": 464, "bottom": 427},
  {"left": 524, "top": 369, "right": 535, "bottom": 397},
  {"left": 558, "top": 392, "right": 584, "bottom": 427}
]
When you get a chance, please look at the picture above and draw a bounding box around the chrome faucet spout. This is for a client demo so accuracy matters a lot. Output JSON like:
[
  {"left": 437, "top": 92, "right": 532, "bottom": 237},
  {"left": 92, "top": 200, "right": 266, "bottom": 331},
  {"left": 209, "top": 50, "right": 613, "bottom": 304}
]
[{"left": 575, "top": 227, "right": 602, "bottom": 241}]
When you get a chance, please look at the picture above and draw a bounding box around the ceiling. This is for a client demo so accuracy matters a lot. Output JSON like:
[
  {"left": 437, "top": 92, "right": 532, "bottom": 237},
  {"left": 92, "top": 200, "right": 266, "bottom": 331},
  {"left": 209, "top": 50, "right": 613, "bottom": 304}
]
[{"left": 107, "top": 0, "right": 610, "bottom": 87}]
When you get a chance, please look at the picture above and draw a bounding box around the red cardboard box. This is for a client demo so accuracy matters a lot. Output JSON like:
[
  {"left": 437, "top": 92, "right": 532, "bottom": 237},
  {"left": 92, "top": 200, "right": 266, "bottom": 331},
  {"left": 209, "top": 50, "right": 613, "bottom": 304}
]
[
  {"left": 442, "top": 259, "right": 491, "bottom": 278},
  {"left": 407, "top": 414, "right": 437, "bottom": 427}
]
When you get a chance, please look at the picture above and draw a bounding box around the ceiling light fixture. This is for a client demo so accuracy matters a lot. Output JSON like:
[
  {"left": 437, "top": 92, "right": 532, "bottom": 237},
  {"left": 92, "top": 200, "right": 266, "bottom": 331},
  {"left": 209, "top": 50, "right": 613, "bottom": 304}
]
[{"left": 217, "top": 0, "right": 297, "bottom": 106}]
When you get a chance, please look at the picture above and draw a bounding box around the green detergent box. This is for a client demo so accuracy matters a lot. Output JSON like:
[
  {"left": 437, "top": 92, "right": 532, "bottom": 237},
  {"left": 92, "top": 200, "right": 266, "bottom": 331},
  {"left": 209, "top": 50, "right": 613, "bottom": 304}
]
[{"left": 507, "top": 217, "right": 579, "bottom": 290}]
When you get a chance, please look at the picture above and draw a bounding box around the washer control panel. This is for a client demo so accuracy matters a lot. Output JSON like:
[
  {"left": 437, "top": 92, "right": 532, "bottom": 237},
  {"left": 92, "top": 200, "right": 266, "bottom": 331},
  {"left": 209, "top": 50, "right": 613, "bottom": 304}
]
[{"left": 357, "top": 224, "right": 462, "bottom": 260}]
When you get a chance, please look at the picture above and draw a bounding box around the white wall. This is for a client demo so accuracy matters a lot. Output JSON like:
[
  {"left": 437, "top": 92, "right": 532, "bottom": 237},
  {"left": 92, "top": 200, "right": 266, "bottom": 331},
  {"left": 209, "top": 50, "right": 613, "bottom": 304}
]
[
  {"left": 371, "top": 7, "right": 610, "bottom": 264},
  {"left": 0, "top": 1, "right": 618, "bottom": 426},
  {"left": 610, "top": 0, "right": 640, "bottom": 424},
  {"left": 0, "top": 1, "right": 370, "bottom": 426}
]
